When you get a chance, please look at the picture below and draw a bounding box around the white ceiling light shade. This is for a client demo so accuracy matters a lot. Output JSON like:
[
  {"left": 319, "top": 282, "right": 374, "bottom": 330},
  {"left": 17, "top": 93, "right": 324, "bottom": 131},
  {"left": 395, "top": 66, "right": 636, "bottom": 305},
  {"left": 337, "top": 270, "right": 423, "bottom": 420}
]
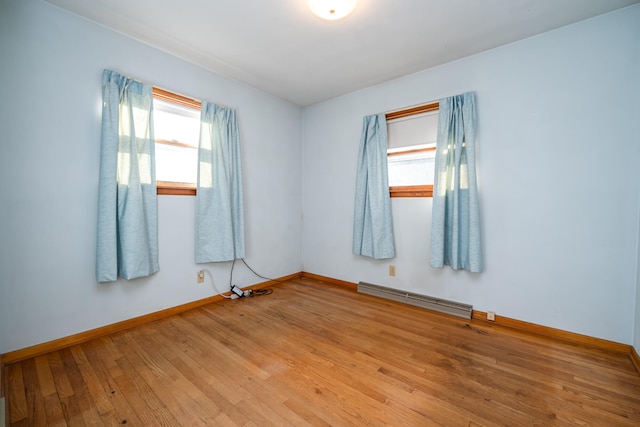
[{"left": 308, "top": 0, "right": 358, "bottom": 20}]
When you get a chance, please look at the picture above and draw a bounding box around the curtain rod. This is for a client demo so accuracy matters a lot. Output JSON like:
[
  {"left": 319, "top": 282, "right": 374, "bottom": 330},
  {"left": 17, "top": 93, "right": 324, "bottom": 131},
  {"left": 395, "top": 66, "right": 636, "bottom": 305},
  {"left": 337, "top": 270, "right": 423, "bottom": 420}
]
[
  {"left": 384, "top": 91, "right": 474, "bottom": 120},
  {"left": 385, "top": 100, "right": 439, "bottom": 121},
  {"left": 106, "top": 68, "right": 227, "bottom": 110}
]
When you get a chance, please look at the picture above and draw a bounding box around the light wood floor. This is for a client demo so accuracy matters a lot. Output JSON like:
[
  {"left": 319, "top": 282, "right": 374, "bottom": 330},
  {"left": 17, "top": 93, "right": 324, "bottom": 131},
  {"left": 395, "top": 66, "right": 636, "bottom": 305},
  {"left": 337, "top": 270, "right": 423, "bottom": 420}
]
[{"left": 4, "top": 278, "right": 640, "bottom": 426}]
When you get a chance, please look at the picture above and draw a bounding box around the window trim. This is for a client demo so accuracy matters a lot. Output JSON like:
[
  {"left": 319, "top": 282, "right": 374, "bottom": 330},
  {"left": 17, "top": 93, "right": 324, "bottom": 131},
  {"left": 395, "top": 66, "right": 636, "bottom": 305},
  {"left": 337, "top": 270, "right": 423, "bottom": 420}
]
[
  {"left": 157, "top": 181, "right": 196, "bottom": 196},
  {"left": 389, "top": 185, "right": 433, "bottom": 198},
  {"left": 152, "top": 87, "right": 201, "bottom": 196},
  {"left": 386, "top": 101, "right": 439, "bottom": 198},
  {"left": 156, "top": 138, "right": 197, "bottom": 150},
  {"left": 153, "top": 87, "right": 201, "bottom": 110},
  {"left": 387, "top": 146, "right": 436, "bottom": 157}
]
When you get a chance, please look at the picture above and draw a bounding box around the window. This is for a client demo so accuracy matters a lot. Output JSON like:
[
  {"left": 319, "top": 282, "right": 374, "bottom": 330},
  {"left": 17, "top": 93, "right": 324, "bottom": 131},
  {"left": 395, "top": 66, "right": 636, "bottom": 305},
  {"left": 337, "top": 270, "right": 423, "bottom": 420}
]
[
  {"left": 386, "top": 101, "right": 439, "bottom": 197},
  {"left": 152, "top": 88, "right": 201, "bottom": 196}
]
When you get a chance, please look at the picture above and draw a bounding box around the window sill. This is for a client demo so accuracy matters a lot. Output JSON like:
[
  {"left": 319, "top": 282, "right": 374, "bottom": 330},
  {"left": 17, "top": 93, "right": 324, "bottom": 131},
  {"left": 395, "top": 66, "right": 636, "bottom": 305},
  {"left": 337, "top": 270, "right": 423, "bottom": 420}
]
[
  {"left": 157, "top": 181, "right": 196, "bottom": 196},
  {"left": 390, "top": 185, "right": 433, "bottom": 198}
]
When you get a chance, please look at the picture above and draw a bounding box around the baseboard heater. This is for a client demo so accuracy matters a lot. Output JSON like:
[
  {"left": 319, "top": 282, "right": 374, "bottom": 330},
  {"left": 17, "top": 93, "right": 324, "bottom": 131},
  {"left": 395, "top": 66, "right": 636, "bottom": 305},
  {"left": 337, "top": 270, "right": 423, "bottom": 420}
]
[{"left": 357, "top": 281, "right": 473, "bottom": 319}]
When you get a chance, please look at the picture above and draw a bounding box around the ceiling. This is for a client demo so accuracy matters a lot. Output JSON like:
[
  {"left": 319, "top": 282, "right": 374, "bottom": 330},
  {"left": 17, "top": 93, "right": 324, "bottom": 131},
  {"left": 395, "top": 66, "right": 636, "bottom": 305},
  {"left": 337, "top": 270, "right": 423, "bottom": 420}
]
[{"left": 44, "top": 0, "right": 639, "bottom": 106}]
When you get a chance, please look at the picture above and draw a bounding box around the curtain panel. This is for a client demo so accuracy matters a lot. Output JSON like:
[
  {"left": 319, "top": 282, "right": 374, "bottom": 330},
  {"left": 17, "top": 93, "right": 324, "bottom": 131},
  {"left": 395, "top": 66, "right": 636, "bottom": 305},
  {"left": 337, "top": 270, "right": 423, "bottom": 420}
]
[
  {"left": 195, "top": 102, "right": 245, "bottom": 263},
  {"left": 430, "top": 92, "right": 482, "bottom": 272},
  {"left": 353, "top": 113, "right": 395, "bottom": 259},
  {"left": 96, "top": 69, "right": 159, "bottom": 282}
]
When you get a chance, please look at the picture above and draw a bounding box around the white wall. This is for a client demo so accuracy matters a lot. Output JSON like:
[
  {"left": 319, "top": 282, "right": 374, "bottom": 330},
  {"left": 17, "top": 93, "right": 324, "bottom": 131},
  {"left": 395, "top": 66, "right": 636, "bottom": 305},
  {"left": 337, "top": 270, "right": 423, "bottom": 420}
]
[
  {"left": 302, "top": 5, "right": 640, "bottom": 344},
  {"left": 0, "top": 0, "right": 302, "bottom": 354}
]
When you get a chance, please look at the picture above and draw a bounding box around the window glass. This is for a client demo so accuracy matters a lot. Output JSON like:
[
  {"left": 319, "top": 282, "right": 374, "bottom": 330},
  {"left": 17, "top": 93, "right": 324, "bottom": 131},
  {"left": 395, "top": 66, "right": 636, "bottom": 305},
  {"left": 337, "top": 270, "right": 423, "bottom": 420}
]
[
  {"left": 387, "top": 111, "right": 438, "bottom": 149},
  {"left": 387, "top": 144, "right": 436, "bottom": 187},
  {"left": 386, "top": 108, "right": 439, "bottom": 197},
  {"left": 153, "top": 97, "right": 200, "bottom": 189}
]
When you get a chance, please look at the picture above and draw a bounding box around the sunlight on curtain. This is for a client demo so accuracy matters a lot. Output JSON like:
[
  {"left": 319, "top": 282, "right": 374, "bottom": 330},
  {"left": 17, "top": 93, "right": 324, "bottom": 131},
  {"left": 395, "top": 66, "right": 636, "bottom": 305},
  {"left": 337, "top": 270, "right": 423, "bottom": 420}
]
[
  {"left": 195, "top": 102, "right": 245, "bottom": 262},
  {"left": 430, "top": 92, "right": 482, "bottom": 272},
  {"left": 96, "top": 69, "right": 158, "bottom": 282},
  {"left": 353, "top": 113, "right": 395, "bottom": 259}
]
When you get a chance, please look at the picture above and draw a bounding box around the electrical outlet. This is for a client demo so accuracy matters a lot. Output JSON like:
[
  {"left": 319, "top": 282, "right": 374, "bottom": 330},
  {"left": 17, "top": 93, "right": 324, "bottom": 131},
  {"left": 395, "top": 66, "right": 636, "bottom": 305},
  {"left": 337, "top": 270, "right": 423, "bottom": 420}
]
[
  {"left": 389, "top": 265, "right": 396, "bottom": 276},
  {"left": 487, "top": 311, "right": 495, "bottom": 321},
  {"left": 197, "top": 270, "right": 205, "bottom": 284}
]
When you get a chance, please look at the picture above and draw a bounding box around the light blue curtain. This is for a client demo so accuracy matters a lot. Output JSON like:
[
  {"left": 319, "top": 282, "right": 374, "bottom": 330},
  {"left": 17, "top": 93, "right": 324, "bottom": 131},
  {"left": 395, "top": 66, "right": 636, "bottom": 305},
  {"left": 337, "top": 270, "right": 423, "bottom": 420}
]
[
  {"left": 353, "top": 113, "right": 395, "bottom": 259},
  {"left": 96, "top": 69, "right": 159, "bottom": 282},
  {"left": 195, "top": 102, "right": 245, "bottom": 262},
  {"left": 430, "top": 92, "right": 482, "bottom": 272}
]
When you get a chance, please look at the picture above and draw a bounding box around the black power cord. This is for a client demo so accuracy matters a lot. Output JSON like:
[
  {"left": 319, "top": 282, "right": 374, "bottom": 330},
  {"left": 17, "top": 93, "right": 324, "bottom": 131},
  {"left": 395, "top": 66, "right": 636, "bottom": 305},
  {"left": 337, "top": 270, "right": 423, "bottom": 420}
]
[
  {"left": 249, "top": 288, "right": 273, "bottom": 297},
  {"left": 228, "top": 258, "right": 279, "bottom": 298}
]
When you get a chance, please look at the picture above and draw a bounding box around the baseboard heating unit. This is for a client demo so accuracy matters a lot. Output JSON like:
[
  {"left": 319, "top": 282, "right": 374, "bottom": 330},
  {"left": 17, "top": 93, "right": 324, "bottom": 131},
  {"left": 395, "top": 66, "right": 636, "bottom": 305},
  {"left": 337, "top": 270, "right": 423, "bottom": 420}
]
[{"left": 357, "top": 281, "right": 473, "bottom": 319}]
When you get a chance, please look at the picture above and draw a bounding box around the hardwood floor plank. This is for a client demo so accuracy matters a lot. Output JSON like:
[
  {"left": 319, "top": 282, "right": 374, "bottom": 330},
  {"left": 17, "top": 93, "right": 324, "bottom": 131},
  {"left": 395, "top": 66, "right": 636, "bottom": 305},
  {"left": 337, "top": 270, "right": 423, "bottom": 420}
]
[
  {"left": 69, "top": 346, "right": 117, "bottom": 419},
  {"left": 194, "top": 299, "right": 383, "bottom": 425},
  {"left": 281, "top": 398, "right": 333, "bottom": 427},
  {"left": 6, "top": 364, "right": 28, "bottom": 424},
  {"left": 199, "top": 290, "right": 483, "bottom": 425},
  {"left": 5, "top": 278, "right": 640, "bottom": 426},
  {"left": 20, "top": 359, "right": 47, "bottom": 426},
  {"left": 59, "top": 347, "right": 108, "bottom": 426},
  {"left": 79, "top": 337, "right": 145, "bottom": 426},
  {"left": 122, "top": 327, "right": 225, "bottom": 424},
  {"left": 212, "top": 411, "right": 240, "bottom": 426},
  {"left": 33, "top": 356, "right": 57, "bottom": 398},
  {"left": 136, "top": 323, "right": 254, "bottom": 426},
  {"left": 197, "top": 301, "right": 386, "bottom": 425},
  {"left": 114, "top": 354, "right": 182, "bottom": 426},
  {"left": 163, "top": 313, "right": 308, "bottom": 425},
  {"left": 41, "top": 394, "right": 67, "bottom": 427},
  {"left": 46, "top": 352, "right": 74, "bottom": 400},
  {"left": 158, "top": 315, "right": 265, "bottom": 406}
]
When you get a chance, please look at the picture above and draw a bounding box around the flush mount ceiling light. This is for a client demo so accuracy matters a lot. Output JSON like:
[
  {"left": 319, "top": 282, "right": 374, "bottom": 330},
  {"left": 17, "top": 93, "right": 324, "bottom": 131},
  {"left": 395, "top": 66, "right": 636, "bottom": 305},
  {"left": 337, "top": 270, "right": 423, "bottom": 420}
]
[{"left": 308, "top": 0, "right": 358, "bottom": 20}]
